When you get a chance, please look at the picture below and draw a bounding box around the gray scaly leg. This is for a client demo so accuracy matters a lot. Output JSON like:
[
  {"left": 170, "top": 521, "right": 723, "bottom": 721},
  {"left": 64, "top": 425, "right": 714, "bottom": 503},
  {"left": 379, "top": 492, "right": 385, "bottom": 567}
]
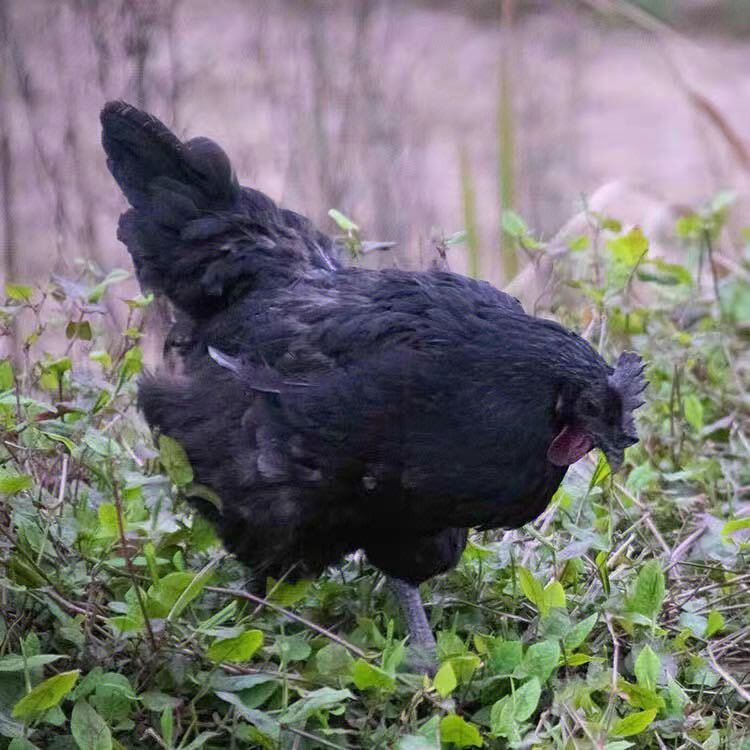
[{"left": 387, "top": 577, "right": 437, "bottom": 674}]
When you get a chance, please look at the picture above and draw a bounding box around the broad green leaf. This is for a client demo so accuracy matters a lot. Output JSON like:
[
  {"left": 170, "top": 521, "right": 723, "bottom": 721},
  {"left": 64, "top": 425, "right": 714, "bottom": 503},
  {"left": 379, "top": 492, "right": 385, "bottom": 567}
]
[
  {"left": 272, "top": 635, "right": 311, "bottom": 663},
  {"left": 437, "top": 631, "right": 466, "bottom": 659},
  {"left": 166, "top": 566, "right": 214, "bottom": 620},
  {"left": 520, "top": 641, "right": 560, "bottom": 683},
  {"left": 439, "top": 714, "right": 482, "bottom": 748},
  {"left": 89, "top": 351, "right": 112, "bottom": 370},
  {"left": 488, "top": 639, "right": 523, "bottom": 674},
  {"left": 518, "top": 567, "right": 546, "bottom": 614},
  {"left": 0, "top": 471, "right": 32, "bottom": 495},
  {"left": 265, "top": 577, "right": 312, "bottom": 606},
  {"left": 71, "top": 700, "right": 112, "bottom": 750},
  {"left": 119, "top": 346, "right": 143, "bottom": 380},
  {"left": 722, "top": 517, "right": 750, "bottom": 536},
  {"left": 704, "top": 610, "right": 725, "bottom": 637},
  {"left": 97, "top": 504, "right": 119, "bottom": 537},
  {"left": 0, "top": 654, "right": 66, "bottom": 672},
  {"left": 316, "top": 643, "right": 354, "bottom": 678},
  {"left": 44, "top": 357, "right": 72, "bottom": 379},
  {"left": 206, "top": 630, "right": 263, "bottom": 663},
  {"left": 489, "top": 696, "right": 515, "bottom": 738},
  {"left": 158, "top": 435, "right": 194, "bottom": 487},
  {"left": 149, "top": 571, "right": 209, "bottom": 618},
  {"left": 510, "top": 677, "right": 541, "bottom": 722},
  {"left": 617, "top": 678, "right": 664, "bottom": 711},
  {"left": 9, "top": 740, "right": 41, "bottom": 750},
  {"left": 12, "top": 670, "right": 80, "bottom": 719},
  {"left": 66, "top": 321, "right": 93, "bottom": 341},
  {"left": 433, "top": 661, "right": 457, "bottom": 698},
  {"left": 501, "top": 209, "right": 527, "bottom": 238},
  {"left": 216, "top": 691, "right": 281, "bottom": 739},
  {"left": 634, "top": 646, "right": 660, "bottom": 692},
  {"left": 160, "top": 706, "right": 173, "bottom": 748},
  {"left": 543, "top": 580, "right": 565, "bottom": 610},
  {"left": 280, "top": 687, "right": 352, "bottom": 725},
  {"left": 611, "top": 708, "right": 657, "bottom": 737},
  {"left": 5, "top": 283, "right": 33, "bottom": 302},
  {"left": 351, "top": 659, "right": 395, "bottom": 692},
  {"left": 607, "top": 226, "right": 648, "bottom": 266},
  {"left": 563, "top": 614, "right": 598, "bottom": 650},
  {"left": 683, "top": 394, "right": 703, "bottom": 431},
  {"left": 446, "top": 654, "right": 481, "bottom": 684},
  {"left": 629, "top": 561, "right": 665, "bottom": 620},
  {"left": 0, "top": 358, "right": 14, "bottom": 389}
]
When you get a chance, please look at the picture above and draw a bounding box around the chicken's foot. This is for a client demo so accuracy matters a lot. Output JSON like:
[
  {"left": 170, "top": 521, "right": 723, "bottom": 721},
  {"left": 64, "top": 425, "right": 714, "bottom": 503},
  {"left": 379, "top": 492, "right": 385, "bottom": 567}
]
[{"left": 387, "top": 576, "right": 437, "bottom": 674}]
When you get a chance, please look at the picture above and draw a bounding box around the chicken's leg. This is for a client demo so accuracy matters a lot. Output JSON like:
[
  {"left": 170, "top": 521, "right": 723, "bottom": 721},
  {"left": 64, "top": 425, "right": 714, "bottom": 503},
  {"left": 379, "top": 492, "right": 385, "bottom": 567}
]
[{"left": 387, "top": 577, "right": 437, "bottom": 674}]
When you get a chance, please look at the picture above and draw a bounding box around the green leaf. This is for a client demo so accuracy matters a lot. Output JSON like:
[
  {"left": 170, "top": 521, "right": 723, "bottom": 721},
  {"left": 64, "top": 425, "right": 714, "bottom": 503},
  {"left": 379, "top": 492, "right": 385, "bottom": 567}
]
[
  {"left": 487, "top": 639, "right": 523, "bottom": 675},
  {"left": 721, "top": 517, "right": 750, "bottom": 537},
  {"left": 501, "top": 209, "right": 527, "bottom": 238},
  {"left": 328, "top": 209, "right": 359, "bottom": 233},
  {"left": 439, "top": 714, "right": 482, "bottom": 748},
  {"left": 351, "top": 659, "right": 395, "bottom": 692},
  {"left": 704, "top": 610, "right": 725, "bottom": 637},
  {"left": 510, "top": 677, "right": 541, "bottom": 722},
  {"left": 0, "top": 471, "right": 32, "bottom": 495},
  {"left": 149, "top": 571, "right": 205, "bottom": 617},
  {"left": 316, "top": 644, "right": 354, "bottom": 678},
  {"left": 629, "top": 561, "right": 665, "bottom": 620},
  {"left": 0, "top": 654, "right": 66, "bottom": 672},
  {"left": 543, "top": 580, "right": 565, "bottom": 611},
  {"left": 617, "top": 678, "right": 664, "bottom": 711},
  {"left": 683, "top": 394, "right": 704, "bottom": 431},
  {"left": 606, "top": 227, "right": 649, "bottom": 266},
  {"left": 160, "top": 706, "right": 173, "bottom": 748},
  {"left": 9, "top": 740, "right": 42, "bottom": 750},
  {"left": 272, "top": 635, "right": 311, "bottom": 663},
  {"left": 446, "top": 654, "right": 481, "bottom": 684},
  {"left": 265, "top": 577, "right": 312, "bottom": 606},
  {"left": 518, "top": 567, "right": 547, "bottom": 614},
  {"left": 433, "top": 661, "right": 457, "bottom": 697},
  {"left": 5, "top": 283, "right": 34, "bottom": 302},
  {"left": 634, "top": 646, "right": 660, "bottom": 692},
  {"left": 280, "top": 687, "right": 352, "bottom": 726},
  {"left": 489, "top": 696, "right": 515, "bottom": 738},
  {"left": 567, "top": 235, "right": 589, "bottom": 251},
  {"left": 119, "top": 346, "right": 143, "bottom": 381},
  {"left": 563, "top": 614, "right": 598, "bottom": 651},
  {"left": 66, "top": 321, "right": 93, "bottom": 341},
  {"left": 520, "top": 641, "right": 560, "bottom": 683},
  {"left": 71, "top": 700, "right": 112, "bottom": 750},
  {"left": 44, "top": 356, "right": 72, "bottom": 379},
  {"left": 158, "top": 435, "right": 194, "bottom": 487},
  {"left": 87, "top": 269, "right": 129, "bottom": 303},
  {"left": 206, "top": 630, "right": 263, "bottom": 663},
  {"left": 0, "top": 358, "right": 13, "bottom": 389},
  {"left": 12, "top": 670, "right": 80, "bottom": 719},
  {"left": 216, "top": 692, "right": 281, "bottom": 740},
  {"left": 97, "top": 504, "right": 119, "bottom": 537},
  {"left": 610, "top": 708, "right": 657, "bottom": 737}
]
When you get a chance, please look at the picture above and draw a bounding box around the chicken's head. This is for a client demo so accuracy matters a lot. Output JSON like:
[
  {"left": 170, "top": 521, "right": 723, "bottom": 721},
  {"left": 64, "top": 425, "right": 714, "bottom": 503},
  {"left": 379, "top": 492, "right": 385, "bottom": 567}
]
[{"left": 548, "top": 351, "right": 646, "bottom": 471}]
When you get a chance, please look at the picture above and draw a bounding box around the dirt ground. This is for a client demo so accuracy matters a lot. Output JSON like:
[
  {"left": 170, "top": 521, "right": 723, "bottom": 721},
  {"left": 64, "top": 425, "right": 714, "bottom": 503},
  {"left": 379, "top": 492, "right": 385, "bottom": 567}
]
[{"left": 2, "top": 0, "right": 749, "bottom": 292}]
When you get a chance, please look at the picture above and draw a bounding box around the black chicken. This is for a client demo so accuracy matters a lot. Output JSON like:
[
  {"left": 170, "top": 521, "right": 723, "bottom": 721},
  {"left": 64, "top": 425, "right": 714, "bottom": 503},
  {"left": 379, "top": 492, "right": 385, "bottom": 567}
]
[{"left": 100, "top": 101, "right": 646, "bottom": 669}]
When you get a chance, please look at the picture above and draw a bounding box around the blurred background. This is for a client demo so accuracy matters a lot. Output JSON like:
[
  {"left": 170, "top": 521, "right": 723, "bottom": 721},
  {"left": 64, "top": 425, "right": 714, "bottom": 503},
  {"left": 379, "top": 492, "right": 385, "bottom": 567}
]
[{"left": 1, "top": 0, "right": 749, "bottom": 296}]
